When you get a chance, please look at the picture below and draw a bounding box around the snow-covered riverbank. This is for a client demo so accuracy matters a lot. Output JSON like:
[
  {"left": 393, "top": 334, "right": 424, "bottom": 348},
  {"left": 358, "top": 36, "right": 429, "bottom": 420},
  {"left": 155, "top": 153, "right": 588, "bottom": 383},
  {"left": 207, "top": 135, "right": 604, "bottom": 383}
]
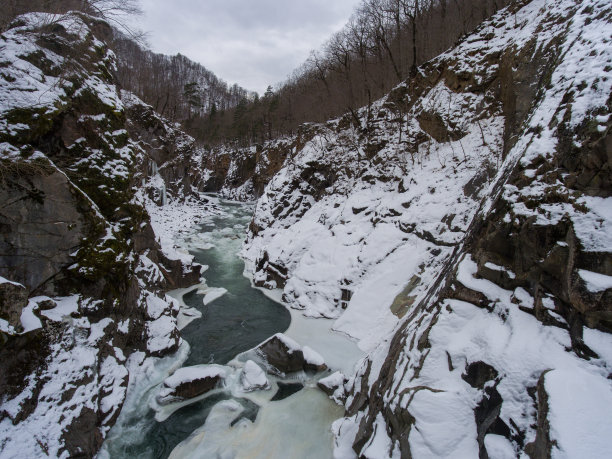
[{"left": 99, "top": 196, "right": 364, "bottom": 458}]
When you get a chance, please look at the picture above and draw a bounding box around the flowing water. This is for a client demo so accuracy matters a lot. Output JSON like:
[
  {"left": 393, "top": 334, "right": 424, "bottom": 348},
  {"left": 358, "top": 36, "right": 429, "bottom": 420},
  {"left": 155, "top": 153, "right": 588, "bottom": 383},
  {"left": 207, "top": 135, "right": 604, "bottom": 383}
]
[{"left": 99, "top": 199, "right": 350, "bottom": 459}]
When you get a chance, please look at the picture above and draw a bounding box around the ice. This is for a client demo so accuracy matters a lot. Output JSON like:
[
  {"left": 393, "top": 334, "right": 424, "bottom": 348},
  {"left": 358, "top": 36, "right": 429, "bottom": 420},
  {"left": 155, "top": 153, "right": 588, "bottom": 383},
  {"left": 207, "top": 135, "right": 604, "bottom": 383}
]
[
  {"left": 253, "top": 283, "right": 365, "bottom": 376},
  {"left": 99, "top": 343, "right": 191, "bottom": 458},
  {"left": 202, "top": 287, "right": 228, "bottom": 305},
  {"left": 168, "top": 285, "right": 204, "bottom": 330},
  {"left": 169, "top": 387, "right": 343, "bottom": 459}
]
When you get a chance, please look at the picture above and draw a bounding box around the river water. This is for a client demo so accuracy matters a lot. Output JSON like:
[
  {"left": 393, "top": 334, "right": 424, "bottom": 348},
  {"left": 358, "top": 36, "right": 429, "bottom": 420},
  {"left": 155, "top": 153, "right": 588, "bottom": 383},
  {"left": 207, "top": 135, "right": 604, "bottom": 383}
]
[{"left": 99, "top": 198, "right": 359, "bottom": 459}]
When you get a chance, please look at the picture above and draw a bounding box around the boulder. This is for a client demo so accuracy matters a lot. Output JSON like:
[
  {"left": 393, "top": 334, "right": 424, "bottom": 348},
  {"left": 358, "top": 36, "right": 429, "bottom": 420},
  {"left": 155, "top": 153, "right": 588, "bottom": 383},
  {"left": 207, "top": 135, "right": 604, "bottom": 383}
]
[
  {"left": 156, "top": 365, "right": 225, "bottom": 405},
  {"left": 240, "top": 360, "right": 269, "bottom": 392},
  {"left": 256, "top": 333, "right": 327, "bottom": 374},
  {"left": 317, "top": 371, "right": 348, "bottom": 400}
]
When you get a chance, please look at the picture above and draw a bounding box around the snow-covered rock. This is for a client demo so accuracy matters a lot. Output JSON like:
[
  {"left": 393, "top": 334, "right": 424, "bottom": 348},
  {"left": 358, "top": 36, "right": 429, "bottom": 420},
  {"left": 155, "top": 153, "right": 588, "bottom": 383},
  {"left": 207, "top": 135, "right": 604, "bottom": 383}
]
[
  {"left": 239, "top": 360, "right": 270, "bottom": 392},
  {"left": 328, "top": 1, "right": 612, "bottom": 457},
  {"left": 255, "top": 333, "right": 327, "bottom": 374},
  {"left": 318, "top": 371, "right": 348, "bottom": 403},
  {"left": 157, "top": 365, "right": 226, "bottom": 405}
]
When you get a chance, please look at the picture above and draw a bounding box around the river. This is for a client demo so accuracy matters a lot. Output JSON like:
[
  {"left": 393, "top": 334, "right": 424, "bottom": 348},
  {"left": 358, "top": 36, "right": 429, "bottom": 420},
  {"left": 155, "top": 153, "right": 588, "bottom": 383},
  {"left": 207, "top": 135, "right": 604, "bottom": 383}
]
[{"left": 99, "top": 198, "right": 363, "bottom": 459}]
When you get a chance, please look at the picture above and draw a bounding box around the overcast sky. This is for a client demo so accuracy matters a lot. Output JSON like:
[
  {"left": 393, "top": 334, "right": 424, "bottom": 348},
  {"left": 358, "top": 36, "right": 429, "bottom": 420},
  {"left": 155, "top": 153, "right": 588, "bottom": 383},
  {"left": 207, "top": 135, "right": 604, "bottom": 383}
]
[{"left": 134, "top": 0, "right": 361, "bottom": 95}]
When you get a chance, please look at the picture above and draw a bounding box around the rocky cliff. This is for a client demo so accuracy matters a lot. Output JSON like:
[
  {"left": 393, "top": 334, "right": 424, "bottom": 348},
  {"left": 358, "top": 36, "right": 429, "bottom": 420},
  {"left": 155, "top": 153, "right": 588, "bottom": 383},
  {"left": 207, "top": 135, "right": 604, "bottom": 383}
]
[
  {"left": 234, "top": 0, "right": 612, "bottom": 457},
  {"left": 0, "top": 13, "right": 209, "bottom": 457}
]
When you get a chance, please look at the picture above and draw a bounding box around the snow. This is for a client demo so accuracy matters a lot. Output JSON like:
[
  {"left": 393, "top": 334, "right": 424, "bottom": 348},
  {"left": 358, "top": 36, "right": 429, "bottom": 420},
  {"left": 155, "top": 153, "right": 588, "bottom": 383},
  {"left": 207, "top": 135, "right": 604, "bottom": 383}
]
[
  {"left": 0, "top": 276, "right": 24, "bottom": 287},
  {"left": 164, "top": 365, "right": 226, "bottom": 389},
  {"left": 88, "top": 318, "right": 114, "bottom": 345},
  {"left": 0, "top": 315, "right": 129, "bottom": 458},
  {"left": 270, "top": 332, "right": 302, "bottom": 352},
  {"left": 359, "top": 413, "right": 395, "bottom": 459},
  {"left": 319, "top": 371, "right": 346, "bottom": 392},
  {"left": 546, "top": 369, "right": 612, "bottom": 459},
  {"left": 39, "top": 295, "right": 80, "bottom": 322},
  {"left": 332, "top": 415, "right": 361, "bottom": 459},
  {"left": 146, "top": 314, "right": 179, "bottom": 354},
  {"left": 19, "top": 300, "right": 42, "bottom": 332},
  {"left": 578, "top": 270, "right": 612, "bottom": 293},
  {"left": 484, "top": 262, "right": 516, "bottom": 279},
  {"left": 0, "top": 319, "right": 15, "bottom": 334},
  {"left": 146, "top": 293, "right": 170, "bottom": 320},
  {"left": 240, "top": 360, "right": 269, "bottom": 391},
  {"left": 484, "top": 434, "right": 516, "bottom": 459},
  {"left": 302, "top": 346, "right": 325, "bottom": 366},
  {"left": 243, "top": 76, "right": 507, "bottom": 354}
]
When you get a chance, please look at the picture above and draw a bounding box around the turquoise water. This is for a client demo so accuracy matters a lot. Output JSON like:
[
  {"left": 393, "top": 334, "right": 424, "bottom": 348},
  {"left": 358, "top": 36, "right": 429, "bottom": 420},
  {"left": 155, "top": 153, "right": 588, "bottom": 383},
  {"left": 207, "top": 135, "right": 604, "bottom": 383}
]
[{"left": 101, "top": 200, "right": 291, "bottom": 459}]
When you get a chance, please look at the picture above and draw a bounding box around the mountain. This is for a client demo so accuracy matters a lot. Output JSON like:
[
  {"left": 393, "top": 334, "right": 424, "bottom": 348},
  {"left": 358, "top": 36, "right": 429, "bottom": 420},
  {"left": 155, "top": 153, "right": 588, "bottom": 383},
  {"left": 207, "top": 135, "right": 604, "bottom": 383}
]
[{"left": 112, "top": 33, "right": 255, "bottom": 124}]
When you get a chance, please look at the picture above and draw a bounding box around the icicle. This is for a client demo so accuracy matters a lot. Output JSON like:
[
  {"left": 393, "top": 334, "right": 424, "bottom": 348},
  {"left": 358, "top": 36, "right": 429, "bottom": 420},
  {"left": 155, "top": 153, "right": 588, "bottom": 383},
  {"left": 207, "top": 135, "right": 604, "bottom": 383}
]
[{"left": 161, "top": 182, "right": 167, "bottom": 206}]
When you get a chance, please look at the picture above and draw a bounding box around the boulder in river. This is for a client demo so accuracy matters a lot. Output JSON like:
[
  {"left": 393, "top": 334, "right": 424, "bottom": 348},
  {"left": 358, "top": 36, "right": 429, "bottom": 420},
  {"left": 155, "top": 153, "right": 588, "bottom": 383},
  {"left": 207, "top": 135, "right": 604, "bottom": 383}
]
[
  {"left": 240, "top": 360, "right": 270, "bottom": 392},
  {"left": 256, "top": 333, "right": 327, "bottom": 374},
  {"left": 156, "top": 365, "right": 226, "bottom": 405}
]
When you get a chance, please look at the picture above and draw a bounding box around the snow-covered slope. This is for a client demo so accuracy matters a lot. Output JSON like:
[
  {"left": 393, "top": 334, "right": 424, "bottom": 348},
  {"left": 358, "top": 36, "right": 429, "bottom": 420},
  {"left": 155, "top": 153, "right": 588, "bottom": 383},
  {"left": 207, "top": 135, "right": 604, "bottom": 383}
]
[
  {"left": 0, "top": 13, "right": 212, "bottom": 457},
  {"left": 237, "top": 0, "right": 612, "bottom": 457}
]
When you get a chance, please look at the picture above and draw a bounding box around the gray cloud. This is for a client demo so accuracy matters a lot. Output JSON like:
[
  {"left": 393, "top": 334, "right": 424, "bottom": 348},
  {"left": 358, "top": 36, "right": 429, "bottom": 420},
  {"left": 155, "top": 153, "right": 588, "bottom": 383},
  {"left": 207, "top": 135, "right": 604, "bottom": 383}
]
[{"left": 135, "top": 0, "right": 360, "bottom": 94}]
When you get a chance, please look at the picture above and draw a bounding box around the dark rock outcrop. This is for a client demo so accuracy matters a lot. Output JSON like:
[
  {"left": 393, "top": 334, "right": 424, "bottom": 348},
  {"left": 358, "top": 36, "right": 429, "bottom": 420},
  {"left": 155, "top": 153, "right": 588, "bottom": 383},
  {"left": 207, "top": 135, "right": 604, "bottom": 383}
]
[
  {"left": 256, "top": 334, "right": 327, "bottom": 374},
  {"left": 156, "top": 367, "right": 225, "bottom": 405}
]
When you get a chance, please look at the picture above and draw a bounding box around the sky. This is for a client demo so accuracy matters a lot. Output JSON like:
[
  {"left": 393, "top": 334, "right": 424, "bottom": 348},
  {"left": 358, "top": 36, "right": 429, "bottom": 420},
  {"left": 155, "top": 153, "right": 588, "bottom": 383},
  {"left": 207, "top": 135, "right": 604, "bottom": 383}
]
[{"left": 134, "top": 0, "right": 361, "bottom": 95}]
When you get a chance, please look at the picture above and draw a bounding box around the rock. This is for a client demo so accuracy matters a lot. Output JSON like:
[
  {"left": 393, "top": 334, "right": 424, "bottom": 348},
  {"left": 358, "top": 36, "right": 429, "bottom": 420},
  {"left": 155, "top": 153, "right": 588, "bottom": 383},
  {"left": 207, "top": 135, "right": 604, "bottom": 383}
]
[
  {"left": 0, "top": 277, "right": 28, "bottom": 332},
  {"left": 302, "top": 345, "right": 326, "bottom": 372},
  {"left": 317, "top": 371, "right": 348, "bottom": 400},
  {"left": 240, "top": 360, "right": 269, "bottom": 392},
  {"left": 462, "top": 361, "right": 499, "bottom": 389},
  {"left": 156, "top": 365, "right": 226, "bottom": 405},
  {"left": 0, "top": 170, "right": 90, "bottom": 295},
  {"left": 256, "top": 333, "right": 327, "bottom": 374}
]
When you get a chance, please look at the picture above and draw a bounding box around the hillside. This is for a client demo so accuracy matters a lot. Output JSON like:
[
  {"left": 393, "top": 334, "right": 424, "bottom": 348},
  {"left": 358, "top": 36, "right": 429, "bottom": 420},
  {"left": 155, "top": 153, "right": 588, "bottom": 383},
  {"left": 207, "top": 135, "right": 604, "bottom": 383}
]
[
  {"left": 0, "top": 12, "right": 212, "bottom": 456},
  {"left": 225, "top": 0, "right": 612, "bottom": 456},
  {"left": 112, "top": 34, "right": 254, "bottom": 123}
]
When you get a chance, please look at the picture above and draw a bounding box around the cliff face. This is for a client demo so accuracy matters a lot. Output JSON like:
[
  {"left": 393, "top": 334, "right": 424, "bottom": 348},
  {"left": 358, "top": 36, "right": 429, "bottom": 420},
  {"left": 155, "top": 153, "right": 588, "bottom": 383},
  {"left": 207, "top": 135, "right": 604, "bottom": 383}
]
[
  {"left": 0, "top": 13, "right": 206, "bottom": 457},
  {"left": 236, "top": 0, "right": 612, "bottom": 457}
]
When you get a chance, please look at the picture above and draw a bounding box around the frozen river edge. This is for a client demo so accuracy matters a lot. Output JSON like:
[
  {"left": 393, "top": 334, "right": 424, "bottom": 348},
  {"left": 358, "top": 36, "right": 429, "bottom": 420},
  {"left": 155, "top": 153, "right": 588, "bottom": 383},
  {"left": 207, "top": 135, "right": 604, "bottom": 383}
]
[{"left": 98, "top": 197, "right": 364, "bottom": 459}]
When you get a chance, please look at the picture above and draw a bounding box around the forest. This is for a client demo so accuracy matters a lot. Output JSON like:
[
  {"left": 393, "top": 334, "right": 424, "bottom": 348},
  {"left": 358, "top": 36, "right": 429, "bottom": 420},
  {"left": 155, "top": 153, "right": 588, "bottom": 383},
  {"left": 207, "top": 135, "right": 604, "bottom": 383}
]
[{"left": 126, "top": 0, "right": 513, "bottom": 147}]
